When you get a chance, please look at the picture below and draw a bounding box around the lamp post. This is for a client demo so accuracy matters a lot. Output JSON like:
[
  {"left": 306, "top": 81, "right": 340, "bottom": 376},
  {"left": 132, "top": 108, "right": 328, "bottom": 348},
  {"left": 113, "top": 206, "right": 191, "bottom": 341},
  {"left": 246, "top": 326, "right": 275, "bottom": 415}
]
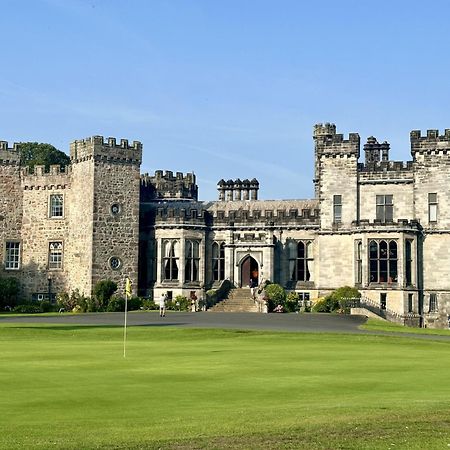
[{"left": 47, "top": 274, "right": 52, "bottom": 303}]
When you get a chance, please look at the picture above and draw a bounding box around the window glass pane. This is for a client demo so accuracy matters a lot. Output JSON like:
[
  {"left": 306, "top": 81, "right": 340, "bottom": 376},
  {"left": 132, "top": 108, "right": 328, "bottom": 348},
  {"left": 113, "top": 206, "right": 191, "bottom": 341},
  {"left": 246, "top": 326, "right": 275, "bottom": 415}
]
[
  {"left": 379, "top": 259, "right": 388, "bottom": 282},
  {"left": 389, "top": 241, "right": 397, "bottom": 259},
  {"left": 212, "top": 243, "right": 219, "bottom": 259},
  {"left": 386, "top": 195, "right": 393, "bottom": 205},
  {"left": 5, "top": 242, "right": 20, "bottom": 269},
  {"left": 369, "top": 241, "right": 378, "bottom": 259},
  {"left": 376, "top": 205, "right": 384, "bottom": 221},
  {"left": 389, "top": 260, "right": 397, "bottom": 282},
  {"left": 48, "top": 241, "right": 63, "bottom": 269},
  {"left": 297, "top": 242, "right": 305, "bottom": 258},
  {"left": 428, "top": 193, "right": 437, "bottom": 203},
  {"left": 50, "top": 194, "right": 63, "bottom": 217},
  {"left": 370, "top": 259, "right": 378, "bottom": 282},
  {"left": 379, "top": 241, "right": 388, "bottom": 258},
  {"left": 385, "top": 205, "right": 393, "bottom": 222},
  {"left": 429, "top": 204, "right": 437, "bottom": 222}
]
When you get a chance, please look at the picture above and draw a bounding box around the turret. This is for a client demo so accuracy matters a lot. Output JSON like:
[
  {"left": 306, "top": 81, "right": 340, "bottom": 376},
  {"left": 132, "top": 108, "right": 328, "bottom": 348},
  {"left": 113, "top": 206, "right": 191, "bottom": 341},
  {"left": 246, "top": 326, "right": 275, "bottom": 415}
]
[{"left": 313, "top": 123, "right": 360, "bottom": 198}]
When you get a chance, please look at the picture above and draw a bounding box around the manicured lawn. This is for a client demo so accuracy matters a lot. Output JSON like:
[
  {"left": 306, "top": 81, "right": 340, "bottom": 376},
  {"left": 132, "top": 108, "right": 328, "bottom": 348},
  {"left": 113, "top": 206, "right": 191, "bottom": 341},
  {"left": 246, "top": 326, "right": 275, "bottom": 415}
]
[
  {"left": 361, "top": 318, "right": 450, "bottom": 336},
  {"left": 1, "top": 323, "right": 449, "bottom": 449}
]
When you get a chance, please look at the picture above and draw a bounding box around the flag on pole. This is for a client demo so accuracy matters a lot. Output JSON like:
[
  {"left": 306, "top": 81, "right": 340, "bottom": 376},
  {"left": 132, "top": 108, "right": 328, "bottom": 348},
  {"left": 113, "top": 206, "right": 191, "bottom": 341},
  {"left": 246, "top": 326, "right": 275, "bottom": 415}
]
[{"left": 125, "top": 277, "right": 132, "bottom": 298}]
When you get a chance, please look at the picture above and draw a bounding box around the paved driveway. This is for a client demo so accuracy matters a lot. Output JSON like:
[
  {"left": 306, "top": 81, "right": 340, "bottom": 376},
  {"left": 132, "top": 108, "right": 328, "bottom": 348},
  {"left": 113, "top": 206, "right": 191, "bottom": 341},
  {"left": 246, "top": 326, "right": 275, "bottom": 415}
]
[
  {"left": 3, "top": 312, "right": 450, "bottom": 340},
  {"left": 0, "top": 311, "right": 367, "bottom": 333}
]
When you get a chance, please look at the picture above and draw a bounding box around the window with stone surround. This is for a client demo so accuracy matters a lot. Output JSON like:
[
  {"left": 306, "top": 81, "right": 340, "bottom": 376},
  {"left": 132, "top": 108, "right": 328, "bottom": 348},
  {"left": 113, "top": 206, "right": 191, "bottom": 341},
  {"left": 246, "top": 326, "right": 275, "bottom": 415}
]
[
  {"left": 163, "top": 240, "right": 179, "bottom": 281},
  {"left": 405, "top": 239, "right": 413, "bottom": 286},
  {"left": 185, "top": 240, "right": 200, "bottom": 282},
  {"left": 333, "top": 195, "right": 342, "bottom": 223},
  {"left": 212, "top": 242, "right": 225, "bottom": 281},
  {"left": 429, "top": 293, "right": 438, "bottom": 312},
  {"left": 288, "top": 240, "right": 313, "bottom": 282},
  {"left": 376, "top": 195, "right": 393, "bottom": 222},
  {"left": 369, "top": 239, "right": 397, "bottom": 283},
  {"left": 48, "top": 241, "right": 63, "bottom": 270},
  {"left": 355, "top": 240, "right": 362, "bottom": 284},
  {"left": 428, "top": 193, "right": 438, "bottom": 223},
  {"left": 5, "top": 241, "right": 20, "bottom": 270},
  {"left": 49, "top": 194, "right": 64, "bottom": 218}
]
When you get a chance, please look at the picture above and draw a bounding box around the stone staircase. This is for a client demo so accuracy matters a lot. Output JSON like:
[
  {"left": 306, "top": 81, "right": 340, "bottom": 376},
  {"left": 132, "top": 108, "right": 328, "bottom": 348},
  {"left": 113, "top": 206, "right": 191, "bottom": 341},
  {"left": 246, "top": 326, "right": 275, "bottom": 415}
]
[{"left": 210, "top": 287, "right": 259, "bottom": 312}]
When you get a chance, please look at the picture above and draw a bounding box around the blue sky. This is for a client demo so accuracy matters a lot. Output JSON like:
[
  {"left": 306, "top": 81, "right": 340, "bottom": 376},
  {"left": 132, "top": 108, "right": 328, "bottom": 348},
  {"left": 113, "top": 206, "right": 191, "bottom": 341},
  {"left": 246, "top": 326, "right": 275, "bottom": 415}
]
[{"left": 2, "top": 0, "right": 450, "bottom": 200}]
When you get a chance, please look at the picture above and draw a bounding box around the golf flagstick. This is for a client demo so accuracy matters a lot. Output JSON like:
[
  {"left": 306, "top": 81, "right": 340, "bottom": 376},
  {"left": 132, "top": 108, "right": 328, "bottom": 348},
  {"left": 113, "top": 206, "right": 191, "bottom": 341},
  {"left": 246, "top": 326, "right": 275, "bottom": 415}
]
[{"left": 124, "top": 277, "right": 132, "bottom": 358}]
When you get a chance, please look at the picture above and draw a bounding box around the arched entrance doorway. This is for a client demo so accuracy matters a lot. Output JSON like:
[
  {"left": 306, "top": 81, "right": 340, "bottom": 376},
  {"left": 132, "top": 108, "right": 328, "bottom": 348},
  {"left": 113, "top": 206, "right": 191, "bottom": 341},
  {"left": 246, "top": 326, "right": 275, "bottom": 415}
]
[{"left": 240, "top": 255, "right": 259, "bottom": 288}]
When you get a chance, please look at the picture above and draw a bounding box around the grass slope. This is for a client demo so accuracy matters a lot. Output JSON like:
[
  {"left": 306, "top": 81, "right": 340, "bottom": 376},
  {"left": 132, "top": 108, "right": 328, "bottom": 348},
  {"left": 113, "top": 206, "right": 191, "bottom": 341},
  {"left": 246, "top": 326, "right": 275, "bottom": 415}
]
[
  {"left": 0, "top": 324, "right": 449, "bottom": 449},
  {"left": 361, "top": 318, "right": 450, "bottom": 335}
]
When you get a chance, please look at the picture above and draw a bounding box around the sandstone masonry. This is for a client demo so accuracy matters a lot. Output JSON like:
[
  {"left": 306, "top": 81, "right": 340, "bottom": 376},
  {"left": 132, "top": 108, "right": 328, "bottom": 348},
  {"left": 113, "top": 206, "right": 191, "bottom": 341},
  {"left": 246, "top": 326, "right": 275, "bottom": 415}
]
[{"left": 1, "top": 124, "right": 450, "bottom": 328}]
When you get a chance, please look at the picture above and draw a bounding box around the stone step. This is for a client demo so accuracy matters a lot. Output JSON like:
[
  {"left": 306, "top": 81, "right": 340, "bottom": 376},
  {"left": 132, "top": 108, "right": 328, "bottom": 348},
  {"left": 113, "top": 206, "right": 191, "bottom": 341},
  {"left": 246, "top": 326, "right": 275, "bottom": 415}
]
[{"left": 210, "top": 288, "right": 259, "bottom": 313}]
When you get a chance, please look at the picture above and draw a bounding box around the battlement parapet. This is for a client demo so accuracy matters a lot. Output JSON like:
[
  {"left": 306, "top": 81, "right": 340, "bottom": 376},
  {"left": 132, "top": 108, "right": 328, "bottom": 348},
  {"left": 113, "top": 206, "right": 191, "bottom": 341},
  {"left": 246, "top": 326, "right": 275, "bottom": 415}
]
[
  {"left": 70, "top": 135, "right": 142, "bottom": 164},
  {"left": 410, "top": 128, "right": 450, "bottom": 154},
  {"left": 351, "top": 218, "right": 422, "bottom": 231},
  {"left": 359, "top": 160, "right": 414, "bottom": 172},
  {"left": 314, "top": 123, "right": 360, "bottom": 157},
  {"left": 0, "top": 141, "right": 21, "bottom": 165},
  {"left": 22, "top": 164, "right": 71, "bottom": 189},
  {"left": 154, "top": 206, "right": 207, "bottom": 225},
  {"left": 140, "top": 170, "right": 198, "bottom": 201},
  {"left": 211, "top": 206, "right": 319, "bottom": 225}
]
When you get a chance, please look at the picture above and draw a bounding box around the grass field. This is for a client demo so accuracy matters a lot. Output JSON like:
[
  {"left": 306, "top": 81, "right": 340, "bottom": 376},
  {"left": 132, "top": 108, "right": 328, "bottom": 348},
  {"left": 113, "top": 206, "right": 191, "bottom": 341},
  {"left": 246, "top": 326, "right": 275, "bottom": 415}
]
[{"left": 1, "top": 323, "right": 449, "bottom": 449}]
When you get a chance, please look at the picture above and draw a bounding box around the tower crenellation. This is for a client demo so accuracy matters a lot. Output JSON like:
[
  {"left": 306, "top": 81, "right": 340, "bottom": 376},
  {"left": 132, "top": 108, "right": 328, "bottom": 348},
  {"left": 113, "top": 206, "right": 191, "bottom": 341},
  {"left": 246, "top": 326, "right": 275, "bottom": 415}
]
[
  {"left": 70, "top": 135, "right": 142, "bottom": 164},
  {"left": 140, "top": 170, "right": 198, "bottom": 201},
  {"left": 410, "top": 128, "right": 450, "bottom": 156},
  {"left": 0, "top": 141, "right": 21, "bottom": 164}
]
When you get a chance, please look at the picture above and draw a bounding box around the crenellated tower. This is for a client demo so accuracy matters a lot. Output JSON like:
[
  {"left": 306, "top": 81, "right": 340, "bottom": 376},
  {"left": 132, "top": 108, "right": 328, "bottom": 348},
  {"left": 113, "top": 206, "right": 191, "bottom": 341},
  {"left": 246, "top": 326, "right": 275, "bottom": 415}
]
[
  {"left": 69, "top": 136, "right": 142, "bottom": 295},
  {"left": 313, "top": 123, "right": 360, "bottom": 229},
  {"left": 0, "top": 141, "right": 23, "bottom": 284},
  {"left": 140, "top": 170, "right": 198, "bottom": 202}
]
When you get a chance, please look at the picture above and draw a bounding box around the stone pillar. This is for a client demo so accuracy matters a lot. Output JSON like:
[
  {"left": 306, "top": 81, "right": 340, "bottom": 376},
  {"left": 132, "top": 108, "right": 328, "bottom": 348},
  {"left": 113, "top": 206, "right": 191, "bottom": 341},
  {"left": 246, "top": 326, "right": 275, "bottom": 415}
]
[
  {"left": 226, "top": 189, "right": 233, "bottom": 201},
  {"left": 179, "top": 237, "right": 185, "bottom": 285},
  {"left": 156, "top": 237, "right": 163, "bottom": 285}
]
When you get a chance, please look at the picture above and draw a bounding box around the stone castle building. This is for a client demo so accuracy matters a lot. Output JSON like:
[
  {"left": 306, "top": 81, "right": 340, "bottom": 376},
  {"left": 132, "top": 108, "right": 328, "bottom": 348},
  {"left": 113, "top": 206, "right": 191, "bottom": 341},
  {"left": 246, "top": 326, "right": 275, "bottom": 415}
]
[{"left": 1, "top": 124, "right": 449, "bottom": 328}]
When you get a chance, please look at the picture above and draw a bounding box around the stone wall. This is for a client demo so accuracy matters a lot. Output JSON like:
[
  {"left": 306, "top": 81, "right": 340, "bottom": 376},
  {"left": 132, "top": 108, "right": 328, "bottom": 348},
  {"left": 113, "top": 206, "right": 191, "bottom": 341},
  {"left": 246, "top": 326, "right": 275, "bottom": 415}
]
[{"left": 0, "top": 143, "right": 23, "bottom": 284}]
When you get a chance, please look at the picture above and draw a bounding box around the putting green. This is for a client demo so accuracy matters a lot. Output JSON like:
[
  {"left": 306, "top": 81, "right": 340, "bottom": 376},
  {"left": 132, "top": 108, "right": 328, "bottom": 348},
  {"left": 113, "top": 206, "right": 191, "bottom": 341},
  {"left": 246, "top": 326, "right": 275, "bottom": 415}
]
[{"left": 0, "top": 323, "right": 449, "bottom": 449}]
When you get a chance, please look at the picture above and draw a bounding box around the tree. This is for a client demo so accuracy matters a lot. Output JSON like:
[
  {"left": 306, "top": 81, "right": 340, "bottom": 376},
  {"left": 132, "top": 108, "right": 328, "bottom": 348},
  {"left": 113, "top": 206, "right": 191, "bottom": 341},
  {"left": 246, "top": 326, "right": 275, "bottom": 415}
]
[{"left": 19, "top": 142, "right": 70, "bottom": 171}]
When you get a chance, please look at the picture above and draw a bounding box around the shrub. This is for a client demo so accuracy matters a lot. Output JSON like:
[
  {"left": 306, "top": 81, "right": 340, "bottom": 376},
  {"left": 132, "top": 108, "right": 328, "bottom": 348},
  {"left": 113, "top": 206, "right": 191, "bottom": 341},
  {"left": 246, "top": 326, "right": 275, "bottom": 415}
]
[
  {"left": 311, "top": 287, "right": 361, "bottom": 313},
  {"left": 312, "top": 296, "right": 332, "bottom": 313},
  {"left": 106, "top": 295, "right": 125, "bottom": 312},
  {"left": 13, "top": 304, "right": 42, "bottom": 314},
  {"left": 285, "top": 291, "right": 300, "bottom": 312},
  {"left": 93, "top": 280, "right": 117, "bottom": 310},
  {"left": 39, "top": 300, "right": 55, "bottom": 313},
  {"left": 332, "top": 286, "right": 361, "bottom": 314},
  {"left": 128, "top": 296, "right": 143, "bottom": 311},
  {"left": 142, "top": 299, "right": 158, "bottom": 310},
  {"left": 265, "top": 284, "right": 286, "bottom": 312},
  {"left": 167, "top": 295, "right": 189, "bottom": 311},
  {"left": 0, "top": 277, "right": 20, "bottom": 309},
  {"left": 57, "top": 290, "right": 95, "bottom": 313}
]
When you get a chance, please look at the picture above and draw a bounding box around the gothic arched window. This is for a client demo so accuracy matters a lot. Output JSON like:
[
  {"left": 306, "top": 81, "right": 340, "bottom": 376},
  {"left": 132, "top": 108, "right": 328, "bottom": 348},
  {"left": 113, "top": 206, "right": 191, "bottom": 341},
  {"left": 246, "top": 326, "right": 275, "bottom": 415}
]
[
  {"left": 212, "top": 242, "right": 225, "bottom": 281},
  {"left": 185, "top": 240, "right": 200, "bottom": 282},
  {"left": 369, "top": 239, "right": 397, "bottom": 283},
  {"left": 163, "top": 240, "right": 179, "bottom": 280},
  {"left": 289, "top": 240, "right": 313, "bottom": 282}
]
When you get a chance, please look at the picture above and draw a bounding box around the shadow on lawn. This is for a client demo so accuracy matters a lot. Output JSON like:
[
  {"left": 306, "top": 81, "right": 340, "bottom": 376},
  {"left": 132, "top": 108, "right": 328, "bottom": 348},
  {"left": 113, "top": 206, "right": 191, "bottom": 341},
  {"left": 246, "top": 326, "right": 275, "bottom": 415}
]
[{"left": 4, "top": 323, "right": 189, "bottom": 332}]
